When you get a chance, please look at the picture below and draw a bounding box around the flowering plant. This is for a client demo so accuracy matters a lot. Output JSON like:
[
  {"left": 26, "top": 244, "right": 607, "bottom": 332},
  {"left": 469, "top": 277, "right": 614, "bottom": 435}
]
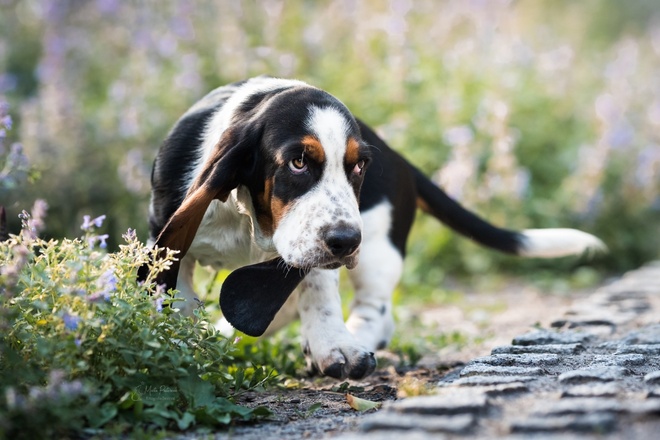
[{"left": 0, "top": 206, "right": 273, "bottom": 437}]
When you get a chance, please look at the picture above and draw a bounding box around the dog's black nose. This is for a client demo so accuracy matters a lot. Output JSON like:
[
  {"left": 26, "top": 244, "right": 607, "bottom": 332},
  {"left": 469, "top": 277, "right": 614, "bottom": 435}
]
[{"left": 324, "top": 227, "right": 361, "bottom": 258}]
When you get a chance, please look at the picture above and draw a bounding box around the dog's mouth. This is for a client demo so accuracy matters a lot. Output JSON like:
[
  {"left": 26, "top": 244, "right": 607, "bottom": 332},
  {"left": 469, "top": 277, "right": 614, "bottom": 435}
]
[
  {"left": 318, "top": 249, "right": 360, "bottom": 271},
  {"left": 279, "top": 249, "right": 360, "bottom": 272}
]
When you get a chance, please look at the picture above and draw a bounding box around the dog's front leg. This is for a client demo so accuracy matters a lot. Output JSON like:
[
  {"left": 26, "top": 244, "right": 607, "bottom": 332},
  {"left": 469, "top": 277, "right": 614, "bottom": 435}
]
[
  {"left": 345, "top": 202, "right": 404, "bottom": 351},
  {"left": 298, "top": 268, "right": 376, "bottom": 380},
  {"left": 174, "top": 255, "right": 201, "bottom": 316}
]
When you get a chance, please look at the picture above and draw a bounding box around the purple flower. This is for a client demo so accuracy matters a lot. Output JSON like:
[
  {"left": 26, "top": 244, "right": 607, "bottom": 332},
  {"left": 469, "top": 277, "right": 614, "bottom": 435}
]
[
  {"left": 81, "top": 214, "right": 106, "bottom": 231},
  {"left": 17, "top": 202, "right": 46, "bottom": 241},
  {"left": 81, "top": 215, "right": 92, "bottom": 230},
  {"left": 155, "top": 297, "right": 164, "bottom": 312},
  {"left": 99, "top": 268, "right": 117, "bottom": 290},
  {"left": 86, "top": 292, "right": 105, "bottom": 302},
  {"left": 122, "top": 228, "right": 137, "bottom": 242},
  {"left": 86, "top": 233, "right": 110, "bottom": 248},
  {"left": 6, "top": 143, "right": 29, "bottom": 169},
  {"left": 62, "top": 312, "right": 80, "bottom": 331},
  {"left": 88, "top": 269, "right": 116, "bottom": 302},
  {"left": 98, "top": 234, "right": 109, "bottom": 248},
  {"left": 0, "top": 114, "right": 11, "bottom": 129},
  {"left": 29, "top": 199, "right": 48, "bottom": 234}
]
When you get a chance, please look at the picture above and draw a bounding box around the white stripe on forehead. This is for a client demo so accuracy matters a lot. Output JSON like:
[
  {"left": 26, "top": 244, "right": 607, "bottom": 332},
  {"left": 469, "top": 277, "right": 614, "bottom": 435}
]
[
  {"left": 188, "top": 77, "right": 310, "bottom": 188},
  {"left": 306, "top": 106, "right": 349, "bottom": 169}
]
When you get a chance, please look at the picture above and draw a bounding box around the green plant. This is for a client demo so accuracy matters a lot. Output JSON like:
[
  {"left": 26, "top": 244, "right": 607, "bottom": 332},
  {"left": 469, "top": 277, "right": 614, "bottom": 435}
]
[
  {"left": 232, "top": 331, "right": 306, "bottom": 380},
  {"left": 0, "top": 206, "right": 272, "bottom": 438}
]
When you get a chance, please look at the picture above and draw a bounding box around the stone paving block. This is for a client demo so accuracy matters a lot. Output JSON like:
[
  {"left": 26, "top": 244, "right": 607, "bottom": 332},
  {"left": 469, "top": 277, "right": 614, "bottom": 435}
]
[
  {"left": 491, "top": 343, "right": 586, "bottom": 355},
  {"left": 626, "top": 399, "right": 660, "bottom": 415},
  {"left": 562, "top": 322, "right": 618, "bottom": 337},
  {"left": 551, "top": 318, "right": 617, "bottom": 331},
  {"left": 510, "top": 413, "right": 617, "bottom": 433},
  {"left": 480, "top": 382, "right": 530, "bottom": 397},
  {"left": 646, "top": 388, "right": 660, "bottom": 398},
  {"left": 512, "top": 330, "right": 593, "bottom": 346},
  {"left": 388, "top": 393, "right": 489, "bottom": 416},
  {"left": 355, "top": 262, "right": 660, "bottom": 440},
  {"left": 534, "top": 398, "right": 624, "bottom": 415},
  {"left": 459, "top": 364, "right": 545, "bottom": 377},
  {"left": 562, "top": 306, "right": 634, "bottom": 325},
  {"left": 590, "top": 353, "right": 646, "bottom": 366},
  {"left": 643, "top": 370, "right": 660, "bottom": 385},
  {"left": 620, "top": 324, "right": 660, "bottom": 345},
  {"left": 597, "top": 341, "right": 622, "bottom": 351},
  {"left": 449, "top": 375, "right": 537, "bottom": 387},
  {"left": 618, "top": 344, "right": 660, "bottom": 355},
  {"left": 613, "top": 353, "right": 647, "bottom": 366},
  {"left": 558, "top": 366, "right": 630, "bottom": 384},
  {"left": 468, "top": 353, "right": 560, "bottom": 367},
  {"left": 442, "top": 382, "right": 530, "bottom": 397},
  {"left": 561, "top": 383, "right": 620, "bottom": 398},
  {"left": 614, "top": 299, "right": 651, "bottom": 313},
  {"left": 340, "top": 431, "right": 441, "bottom": 440},
  {"left": 360, "top": 412, "right": 475, "bottom": 434},
  {"left": 606, "top": 291, "right": 649, "bottom": 301}
]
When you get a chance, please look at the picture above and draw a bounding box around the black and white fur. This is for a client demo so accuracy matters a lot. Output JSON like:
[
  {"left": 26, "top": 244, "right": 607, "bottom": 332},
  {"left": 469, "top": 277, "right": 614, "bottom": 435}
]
[{"left": 142, "top": 76, "right": 604, "bottom": 380}]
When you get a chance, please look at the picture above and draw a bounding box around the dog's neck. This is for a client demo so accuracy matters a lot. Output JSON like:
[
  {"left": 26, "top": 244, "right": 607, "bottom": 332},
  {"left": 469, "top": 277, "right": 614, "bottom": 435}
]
[
  {"left": 232, "top": 186, "right": 277, "bottom": 253},
  {"left": 186, "top": 188, "right": 276, "bottom": 270}
]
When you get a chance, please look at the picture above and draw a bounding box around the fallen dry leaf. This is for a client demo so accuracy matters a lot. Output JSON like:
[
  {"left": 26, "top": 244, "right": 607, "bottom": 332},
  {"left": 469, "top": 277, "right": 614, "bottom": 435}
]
[{"left": 345, "top": 393, "right": 381, "bottom": 411}]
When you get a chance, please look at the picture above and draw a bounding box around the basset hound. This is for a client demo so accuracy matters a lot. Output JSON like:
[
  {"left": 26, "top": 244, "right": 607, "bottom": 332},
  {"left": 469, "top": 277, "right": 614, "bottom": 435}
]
[{"left": 141, "top": 76, "right": 604, "bottom": 380}]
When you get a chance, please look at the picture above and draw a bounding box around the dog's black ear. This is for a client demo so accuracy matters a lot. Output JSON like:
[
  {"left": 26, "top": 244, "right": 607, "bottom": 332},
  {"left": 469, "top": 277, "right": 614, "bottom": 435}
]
[
  {"left": 139, "top": 125, "right": 260, "bottom": 289},
  {"left": 220, "top": 258, "right": 309, "bottom": 337}
]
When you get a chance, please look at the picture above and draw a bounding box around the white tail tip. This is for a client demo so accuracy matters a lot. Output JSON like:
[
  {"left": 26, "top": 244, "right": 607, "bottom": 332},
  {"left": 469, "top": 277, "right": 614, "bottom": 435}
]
[{"left": 519, "top": 228, "right": 607, "bottom": 258}]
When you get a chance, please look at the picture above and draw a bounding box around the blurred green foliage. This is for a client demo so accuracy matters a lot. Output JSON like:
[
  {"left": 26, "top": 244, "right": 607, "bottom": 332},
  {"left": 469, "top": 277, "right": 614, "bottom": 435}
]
[{"left": 1, "top": 0, "right": 659, "bottom": 285}]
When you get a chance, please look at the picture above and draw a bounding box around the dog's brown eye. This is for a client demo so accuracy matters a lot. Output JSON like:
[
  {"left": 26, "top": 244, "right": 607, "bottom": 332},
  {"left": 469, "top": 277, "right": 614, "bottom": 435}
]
[
  {"left": 288, "top": 157, "right": 307, "bottom": 174},
  {"left": 353, "top": 159, "right": 366, "bottom": 176}
]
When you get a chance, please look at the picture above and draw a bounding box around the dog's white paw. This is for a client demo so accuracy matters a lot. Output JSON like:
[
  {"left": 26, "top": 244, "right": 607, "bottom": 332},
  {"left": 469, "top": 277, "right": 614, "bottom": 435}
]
[
  {"left": 346, "top": 306, "right": 395, "bottom": 351},
  {"left": 303, "top": 338, "right": 376, "bottom": 380}
]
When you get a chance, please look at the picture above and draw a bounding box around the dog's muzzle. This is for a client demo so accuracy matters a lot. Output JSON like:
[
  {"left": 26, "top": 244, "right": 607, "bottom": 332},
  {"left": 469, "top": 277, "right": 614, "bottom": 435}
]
[
  {"left": 324, "top": 227, "right": 361, "bottom": 259},
  {"left": 321, "top": 226, "right": 361, "bottom": 270}
]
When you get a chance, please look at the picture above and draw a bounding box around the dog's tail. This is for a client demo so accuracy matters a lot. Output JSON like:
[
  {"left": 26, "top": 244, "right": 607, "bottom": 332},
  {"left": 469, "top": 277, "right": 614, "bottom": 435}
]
[{"left": 411, "top": 166, "right": 606, "bottom": 258}]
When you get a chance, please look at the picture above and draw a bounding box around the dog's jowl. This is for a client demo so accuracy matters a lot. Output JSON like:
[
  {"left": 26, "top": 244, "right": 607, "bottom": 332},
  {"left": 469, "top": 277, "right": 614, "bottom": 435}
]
[{"left": 141, "top": 76, "right": 605, "bottom": 380}]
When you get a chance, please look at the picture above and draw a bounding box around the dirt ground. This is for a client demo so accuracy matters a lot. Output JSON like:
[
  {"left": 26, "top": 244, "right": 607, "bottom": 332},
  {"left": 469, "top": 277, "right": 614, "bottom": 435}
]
[{"left": 213, "top": 282, "right": 590, "bottom": 439}]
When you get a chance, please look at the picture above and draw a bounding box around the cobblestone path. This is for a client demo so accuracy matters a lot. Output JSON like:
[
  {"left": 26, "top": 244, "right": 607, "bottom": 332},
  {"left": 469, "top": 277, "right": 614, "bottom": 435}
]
[{"left": 345, "top": 262, "right": 660, "bottom": 439}]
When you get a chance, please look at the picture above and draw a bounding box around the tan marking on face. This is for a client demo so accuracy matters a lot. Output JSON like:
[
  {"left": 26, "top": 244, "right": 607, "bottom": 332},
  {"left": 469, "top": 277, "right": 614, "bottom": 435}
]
[
  {"left": 301, "top": 135, "right": 326, "bottom": 163},
  {"left": 345, "top": 137, "right": 360, "bottom": 166},
  {"left": 257, "top": 177, "right": 275, "bottom": 236},
  {"left": 271, "top": 195, "right": 290, "bottom": 230},
  {"left": 274, "top": 150, "right": 287, "bottom": 166}
]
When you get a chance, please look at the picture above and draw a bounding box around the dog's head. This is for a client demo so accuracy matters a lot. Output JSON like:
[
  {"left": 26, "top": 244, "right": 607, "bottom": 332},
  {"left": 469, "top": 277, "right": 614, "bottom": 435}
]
[
  {"left": 233, "top": 86, "right": 371, "bottom": 271},
  {"left": 144, "top": 80, "right": 371, "bottom": 335}
]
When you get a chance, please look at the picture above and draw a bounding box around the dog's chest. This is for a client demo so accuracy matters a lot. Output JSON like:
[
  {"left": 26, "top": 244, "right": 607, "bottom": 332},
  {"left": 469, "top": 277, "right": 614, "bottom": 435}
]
[{"left": 186, "top": 199, "right": 264, "bottom": 270}]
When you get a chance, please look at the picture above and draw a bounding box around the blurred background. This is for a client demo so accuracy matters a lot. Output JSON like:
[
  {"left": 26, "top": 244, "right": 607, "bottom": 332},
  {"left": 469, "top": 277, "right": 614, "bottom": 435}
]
[{"left": 1, "top": 0, "right": 659, "bottom": 288}]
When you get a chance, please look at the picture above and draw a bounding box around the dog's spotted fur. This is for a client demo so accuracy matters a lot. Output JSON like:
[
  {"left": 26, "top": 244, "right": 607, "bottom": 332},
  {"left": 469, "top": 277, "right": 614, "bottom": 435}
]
[{"left": 143, "top": 76, "right": 605, "bottom": 380}]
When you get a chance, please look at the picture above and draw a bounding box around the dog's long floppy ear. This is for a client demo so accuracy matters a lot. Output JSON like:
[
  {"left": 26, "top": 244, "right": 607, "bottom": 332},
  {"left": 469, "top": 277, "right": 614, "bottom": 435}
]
[
  {"left": 220, "top": 258, "right": 309, "bottom": 337},
  {"left": 139, "top": 126, "right": 259, "bottom": 289}
]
